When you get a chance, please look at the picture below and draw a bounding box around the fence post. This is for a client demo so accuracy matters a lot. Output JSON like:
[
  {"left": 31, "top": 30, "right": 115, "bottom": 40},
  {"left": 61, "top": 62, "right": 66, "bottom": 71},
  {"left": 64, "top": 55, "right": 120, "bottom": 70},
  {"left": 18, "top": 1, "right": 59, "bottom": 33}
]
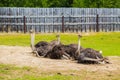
[
  {"left": 62, "top": 16, "right": 64, "bottom": 33},
  {"left": 96, "top": 14, "right": 99, "bottom": 32},
  {"left": 2, "top": 25, "right": 4, "bottom": 32},
  {"left": 23, "top": 16, "right": 26, "bottom": 33},
  {"left": 16, "top": 18, "right": 18, "bottom": 33}
]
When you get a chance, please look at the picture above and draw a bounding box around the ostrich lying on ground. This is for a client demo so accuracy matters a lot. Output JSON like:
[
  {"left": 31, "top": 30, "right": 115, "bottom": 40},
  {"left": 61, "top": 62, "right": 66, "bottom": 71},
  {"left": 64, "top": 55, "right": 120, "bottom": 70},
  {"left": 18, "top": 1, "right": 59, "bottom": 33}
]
[
  {"left": 34, "top": 34, "right": 61, "bottom": 57},
  {"left": 78, "top": 48, "right": 110, "bottom": 64},
  {"left": 30, "top": 30, "right": 43, "bottom": 57},
  {"left": 34, "top": 41, "right": 50, "bottom": 56},
  {"left": 30, "top": 30, "right": 110, "bottom": 63},
  {"left": 76, "top": 34, "right": 110, "bottom": 64},
  {"left": 30, "top": 31, "right": 70, "bottom": 59},
  {"left": 44, "top": 45, "right": 71, "bottom": 59},
  {"left": 62, "top": 35, "right": 84, "bottom": 60},
  {"left": 42, "top": 34, "right": 62, "bottom": 57},
  {"left": 62, "top": 44, "right": 84, "bottom": 60},
  {"left": 43, "top": 34, "right": 71, "bottom": 59},
  {"left": 30, "top": 30, "right": 61, "bottom": 57}
]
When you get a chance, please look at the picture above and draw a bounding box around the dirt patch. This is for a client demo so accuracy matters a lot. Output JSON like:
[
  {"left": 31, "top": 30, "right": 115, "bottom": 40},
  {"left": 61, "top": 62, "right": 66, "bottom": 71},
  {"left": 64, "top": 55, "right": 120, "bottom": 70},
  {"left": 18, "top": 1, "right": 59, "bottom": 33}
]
[{"left": 0, "top": 45, "right": 120, "bottom": 72}]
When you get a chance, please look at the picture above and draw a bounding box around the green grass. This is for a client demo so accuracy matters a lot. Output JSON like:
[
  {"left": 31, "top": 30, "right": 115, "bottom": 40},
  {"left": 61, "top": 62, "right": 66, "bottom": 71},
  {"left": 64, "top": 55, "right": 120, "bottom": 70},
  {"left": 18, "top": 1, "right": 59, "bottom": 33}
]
[
  {"left": 0, "top": 32, "right": 120, "bottom": 80},
  {"left": 0, "top": 64, "right": 120, "bottom": 80},
  {"left": 0, "top": 32, "right": 120, "bottom": 56}
]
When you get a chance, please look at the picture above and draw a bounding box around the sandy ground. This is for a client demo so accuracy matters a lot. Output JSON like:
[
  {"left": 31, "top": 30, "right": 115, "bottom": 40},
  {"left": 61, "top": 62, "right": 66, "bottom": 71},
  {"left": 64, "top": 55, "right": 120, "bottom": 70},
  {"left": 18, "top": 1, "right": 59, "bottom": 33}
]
[{"left": 0, "top": 45, "right": 120, "bottom": 72}]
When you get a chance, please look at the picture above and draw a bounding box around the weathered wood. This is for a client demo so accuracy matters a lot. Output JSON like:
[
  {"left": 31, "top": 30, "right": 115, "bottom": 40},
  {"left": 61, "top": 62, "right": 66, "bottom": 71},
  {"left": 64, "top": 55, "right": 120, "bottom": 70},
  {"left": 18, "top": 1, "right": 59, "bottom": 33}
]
[
  {"left": 62, "top": 16, "right": 64, "bottom": 33},
  {"left": 0, "top": 8, "right": 120, "bottom": 33},
  {"left": 23, "top": 16, "right": 26, "bottom": 33},
  {"left": 96, "top": 14, "right": 99, "bottom": 32}
]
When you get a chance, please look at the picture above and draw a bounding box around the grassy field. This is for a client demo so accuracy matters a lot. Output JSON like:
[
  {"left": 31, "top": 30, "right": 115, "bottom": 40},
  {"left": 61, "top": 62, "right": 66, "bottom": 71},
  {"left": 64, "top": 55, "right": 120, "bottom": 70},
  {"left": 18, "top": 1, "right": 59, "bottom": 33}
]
[
  {"left": 0, "top": 32, "right": 120, "bottom": 56},
  {"left": 0, "top": 64, "right": 120, "bottom": 80},
  {"left": 0, "top": 32, "right": 120, "bottom": 80}
]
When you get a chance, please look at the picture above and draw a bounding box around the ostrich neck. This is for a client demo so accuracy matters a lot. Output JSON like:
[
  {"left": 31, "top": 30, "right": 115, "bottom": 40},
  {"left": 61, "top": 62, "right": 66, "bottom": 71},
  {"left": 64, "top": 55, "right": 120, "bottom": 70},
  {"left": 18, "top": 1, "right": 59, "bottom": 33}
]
[
  {"left": 30, "top": 32, "right": 35, "bottom": 51},
  {"left": 57, "top": 36, "right": 60, "bottom": 45},
  {"left": 77, "top": 37, "right": 81, "bottom": 54}
]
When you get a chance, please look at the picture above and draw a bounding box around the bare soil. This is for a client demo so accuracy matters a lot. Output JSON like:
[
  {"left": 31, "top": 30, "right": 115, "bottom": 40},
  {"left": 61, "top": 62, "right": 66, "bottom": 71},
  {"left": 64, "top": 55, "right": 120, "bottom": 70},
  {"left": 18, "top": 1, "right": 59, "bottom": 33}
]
[{"left": 0, "top": 45, "right": 120, "bottom": 72}]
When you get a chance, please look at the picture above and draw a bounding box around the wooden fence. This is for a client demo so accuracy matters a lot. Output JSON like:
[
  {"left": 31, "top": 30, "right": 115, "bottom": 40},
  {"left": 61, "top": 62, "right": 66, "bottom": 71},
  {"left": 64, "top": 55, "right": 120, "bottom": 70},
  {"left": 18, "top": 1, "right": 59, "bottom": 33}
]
[{"left": 0, "top": 8, "right": 120, "bottom": 33}]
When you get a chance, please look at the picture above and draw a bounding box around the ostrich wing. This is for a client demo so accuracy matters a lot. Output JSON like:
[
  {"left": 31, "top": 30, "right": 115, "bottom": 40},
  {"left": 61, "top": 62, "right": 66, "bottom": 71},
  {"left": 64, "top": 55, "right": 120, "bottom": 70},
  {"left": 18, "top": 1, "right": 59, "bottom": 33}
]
[{"left": 63, "top": 52, "right": 71, "bottom": 59}]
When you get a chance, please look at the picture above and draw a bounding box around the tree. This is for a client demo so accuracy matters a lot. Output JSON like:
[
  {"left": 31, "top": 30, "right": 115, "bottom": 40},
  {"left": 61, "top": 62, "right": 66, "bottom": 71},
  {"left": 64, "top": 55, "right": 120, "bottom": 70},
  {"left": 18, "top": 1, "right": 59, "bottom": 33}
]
[
  {"left": 72, "top": 0, "right": 84, "bottom": 7},
  {"left": 0, "top": 0, "right": 119, "bottom": 8},
  {"left": 102, "top": 0, "right": 120, "bottom": 8}
]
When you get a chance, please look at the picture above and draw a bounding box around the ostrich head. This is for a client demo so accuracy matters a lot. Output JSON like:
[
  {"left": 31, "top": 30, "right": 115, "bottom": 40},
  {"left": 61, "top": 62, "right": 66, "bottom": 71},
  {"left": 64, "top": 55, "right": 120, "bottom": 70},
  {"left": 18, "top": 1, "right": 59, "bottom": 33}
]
[
  {"left": 78, "top": 34, "right": 82, "bottom": 38},
  {"left": 29, "top": 29, "right": 34, "bottom": 33}
]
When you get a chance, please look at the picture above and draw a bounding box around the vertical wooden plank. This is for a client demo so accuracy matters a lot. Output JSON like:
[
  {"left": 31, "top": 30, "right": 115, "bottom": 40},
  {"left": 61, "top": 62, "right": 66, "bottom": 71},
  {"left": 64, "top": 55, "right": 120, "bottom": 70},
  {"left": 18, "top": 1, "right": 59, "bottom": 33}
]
[
  {"left": 44, "top": 8, "right": 46, "bottom": 33},
  {"left": 2, "top": 25, "right": 5, "bottom": 32},
  {"left": 16, "top": 18, "right": 19, "bottom": 33},
  {"left": 23, "top": 16, "right": 26, "bottom": 33},
  {"left": 96, "top": 14, "right": 99, "bottom": 32},
  {"left": 62, "top": 16, "right": 64, "bottom": 33}
]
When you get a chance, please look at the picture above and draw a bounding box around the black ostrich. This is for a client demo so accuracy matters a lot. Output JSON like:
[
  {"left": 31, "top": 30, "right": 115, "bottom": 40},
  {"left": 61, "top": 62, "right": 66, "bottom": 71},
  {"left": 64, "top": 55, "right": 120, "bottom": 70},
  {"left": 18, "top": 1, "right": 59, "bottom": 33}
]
[
  {"left": 61, "top": 44, "right": 83, "bottom": 60},
  {"left": 44, "top": 34, "right": 71, "bottom": 59},
  {"left": 78, "top": 48, "right": 110, "bottom": 64},
  {"left": 34, "top": 41, "right": 50, "bottom": 56},
  {"left": 62, "top": 34, "right": 84, "bottom": 60},
  {"left": 76, "top": 35, "right": 110, "bottom": 64},
  {"left": 44, "top": 45, "right": 70, "bottom": 59},
  {"left": 30, "top": 30, "right": 40, "bottom": 57},
  {"left": 30, "top": 30, "right": 63, "bottom": 57},
  {"left": 78, "top": 48, "right": 103, "bottom": 64},
  {"left": 42, "top": 34, "right": 61, "bottom": 57},
  {"left": 45, "top": 34, "right": 84, "bottom": 60}
]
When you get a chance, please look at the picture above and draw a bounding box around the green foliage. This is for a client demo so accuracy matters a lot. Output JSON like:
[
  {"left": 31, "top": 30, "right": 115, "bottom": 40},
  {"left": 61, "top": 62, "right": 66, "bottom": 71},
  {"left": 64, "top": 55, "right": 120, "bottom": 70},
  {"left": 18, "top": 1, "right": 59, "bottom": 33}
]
[
  {"left": 0, "top": 0, "right": 120, "bottom": 7},
  {"left": 72, "top": 0, "right": 85, "bottom": 7}
]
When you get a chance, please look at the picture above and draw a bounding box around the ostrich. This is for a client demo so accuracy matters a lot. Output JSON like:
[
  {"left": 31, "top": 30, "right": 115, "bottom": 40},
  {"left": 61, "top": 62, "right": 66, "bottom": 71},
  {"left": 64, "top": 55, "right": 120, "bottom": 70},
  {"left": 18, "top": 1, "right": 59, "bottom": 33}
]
[
  {"left": 34, "top": 41, "right": 50, "bottom": 56},
  {"left": 50, "top": 34, "right": 84, "bottom": 60},
  {"left": 78, "top": 48, "right": 110, "bottom": 64},
  {"left": 42, "top": 34, "right": 61, "bottom": 57},
  {"left": 30, "top": 29, "right": 63, "bottom": 57},
  {"left": 30, "top": 29, "right": 41, "bottom": 57},
  {"left": 46, "top": 34, "right": 87, "bottom": 59},
  {"left": 44, "top": 45, "right": 71, "bottom": 59},
  {"left": 76, "top": 34, "right": 110, "bottom": 64},
  {"left": 44, "top": 34, "right": 71, "bottom": 59},
  {"left": 62, "top": 34, "right": 84, "bottom": 60},
  {"left": 61, "top": 44, "right": 83, "bottom": 60}
]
